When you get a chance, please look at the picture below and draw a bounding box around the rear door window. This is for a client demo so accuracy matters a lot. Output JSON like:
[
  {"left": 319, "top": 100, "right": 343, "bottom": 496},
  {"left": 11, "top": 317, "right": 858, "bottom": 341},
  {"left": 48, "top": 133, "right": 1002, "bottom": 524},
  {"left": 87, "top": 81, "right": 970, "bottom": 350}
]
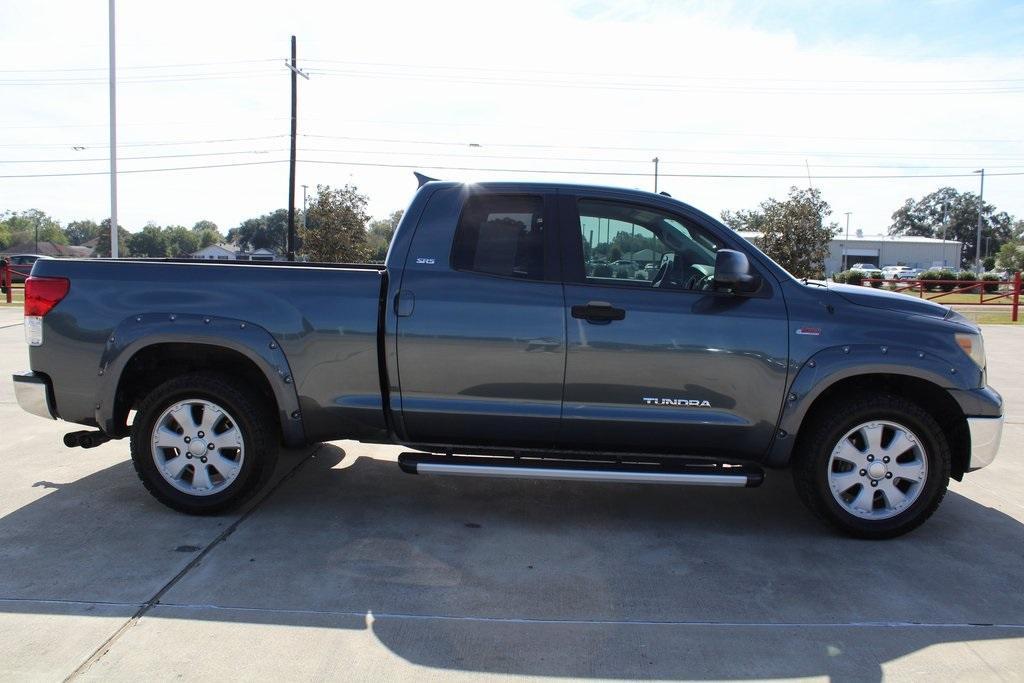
[{"left": 451, "top": 194, "right": 546, "bottom": 280}]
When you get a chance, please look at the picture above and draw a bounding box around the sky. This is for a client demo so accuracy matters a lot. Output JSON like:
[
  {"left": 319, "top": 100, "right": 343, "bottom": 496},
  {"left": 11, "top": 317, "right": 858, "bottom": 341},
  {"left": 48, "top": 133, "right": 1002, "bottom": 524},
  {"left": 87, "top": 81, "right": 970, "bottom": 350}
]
[{"left": 2, "top": 0, "right": 1023, "bottom": 239}]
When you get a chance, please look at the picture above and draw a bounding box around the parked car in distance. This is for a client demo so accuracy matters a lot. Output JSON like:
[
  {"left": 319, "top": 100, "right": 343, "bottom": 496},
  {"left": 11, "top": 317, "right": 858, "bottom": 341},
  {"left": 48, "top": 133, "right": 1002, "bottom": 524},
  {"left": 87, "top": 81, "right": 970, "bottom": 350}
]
[
  {"left": 896, "top": 268, "right": 924, "bottom": 280},
  {"left": 880, "top": 265, "right": 910, "bottom": 279},
  {"left": 849, "top": 263, "right": 878, "bottom": 274},
  {"left": 12, "top": 178, "right": 1004, "bottom": 539},
  {"left": 1, "top": 254, "right": 51, "bottom": 290}
]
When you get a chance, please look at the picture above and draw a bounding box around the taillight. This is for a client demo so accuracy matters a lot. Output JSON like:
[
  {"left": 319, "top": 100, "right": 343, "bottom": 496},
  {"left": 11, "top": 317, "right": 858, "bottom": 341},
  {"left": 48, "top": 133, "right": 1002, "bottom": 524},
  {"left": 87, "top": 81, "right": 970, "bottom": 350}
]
[
  {"left": 25, "top": 276, "right": 70, "bottom": 317},
  {"left": 24, "top": 276, "right": 69, "bottom": 346}
]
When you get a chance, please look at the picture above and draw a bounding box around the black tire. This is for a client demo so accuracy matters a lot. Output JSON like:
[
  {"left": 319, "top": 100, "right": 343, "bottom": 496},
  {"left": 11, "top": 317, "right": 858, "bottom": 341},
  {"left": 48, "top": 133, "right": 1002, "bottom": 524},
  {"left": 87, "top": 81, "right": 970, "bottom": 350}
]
[
  {"left": 792, "top": 392, "right": 950, "bottom": 539},
  {"left": 129, "top": 372, "right": 279, "bottom": 514}
]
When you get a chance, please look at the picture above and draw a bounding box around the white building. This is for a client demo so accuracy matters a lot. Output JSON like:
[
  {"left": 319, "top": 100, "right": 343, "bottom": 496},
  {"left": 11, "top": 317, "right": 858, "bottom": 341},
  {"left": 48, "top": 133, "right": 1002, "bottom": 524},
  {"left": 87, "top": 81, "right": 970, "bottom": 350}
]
[
  {"left": 190, "top": 245, "right": 283, "bottom": 261},
  {"left": 191, "top": 244, "right": 237, "bottom": 260},
  {"left": 738, "top": 230, "right": 962, "bottom": 276},
  {"left": 826, "top": 231, "right": 962, "bottom": 275}
]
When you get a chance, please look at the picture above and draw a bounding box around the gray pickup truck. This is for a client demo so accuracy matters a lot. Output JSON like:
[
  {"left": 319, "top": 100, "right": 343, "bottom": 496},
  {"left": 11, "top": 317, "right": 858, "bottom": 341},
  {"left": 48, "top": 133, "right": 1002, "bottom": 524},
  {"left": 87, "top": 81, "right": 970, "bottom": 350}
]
[{"left": 12, "top": 179, "right": 1003, "bottom": 538}]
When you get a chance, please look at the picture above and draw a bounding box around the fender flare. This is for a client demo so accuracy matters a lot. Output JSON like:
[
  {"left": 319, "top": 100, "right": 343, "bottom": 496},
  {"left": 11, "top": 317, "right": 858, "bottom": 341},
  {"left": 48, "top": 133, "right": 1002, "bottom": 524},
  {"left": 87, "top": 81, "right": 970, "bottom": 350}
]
[
  {"left": 764, "top": 343, "right": 966, "bottom": 467},
  {"left": 95, "top": 313, "right": 305, "bottom": 447}
]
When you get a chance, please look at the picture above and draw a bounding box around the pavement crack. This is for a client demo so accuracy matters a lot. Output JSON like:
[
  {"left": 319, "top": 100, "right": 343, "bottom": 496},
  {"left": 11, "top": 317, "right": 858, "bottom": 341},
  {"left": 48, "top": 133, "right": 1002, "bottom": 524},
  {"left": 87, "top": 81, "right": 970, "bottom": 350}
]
[{"left": 62, "top": 444, "right": 322, "bottom": 681}]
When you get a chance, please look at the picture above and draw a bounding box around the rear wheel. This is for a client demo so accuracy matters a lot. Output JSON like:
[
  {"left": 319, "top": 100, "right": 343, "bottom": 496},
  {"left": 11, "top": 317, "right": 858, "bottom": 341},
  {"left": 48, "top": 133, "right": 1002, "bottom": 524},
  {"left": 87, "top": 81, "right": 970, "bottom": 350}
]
[
  {"left": 792, "top": 393, "right": 950, "bottom": 539},
  {"left": 129, "top": 373, "right": 278, "bottom": 514}
]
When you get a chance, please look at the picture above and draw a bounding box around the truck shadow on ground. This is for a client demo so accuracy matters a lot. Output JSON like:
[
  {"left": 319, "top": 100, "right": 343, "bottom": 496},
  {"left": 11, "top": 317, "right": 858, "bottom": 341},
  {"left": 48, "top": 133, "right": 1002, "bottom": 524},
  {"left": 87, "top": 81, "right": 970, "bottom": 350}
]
[{"left": 1, "top": 443, "right": 1022, "bottom": 680}]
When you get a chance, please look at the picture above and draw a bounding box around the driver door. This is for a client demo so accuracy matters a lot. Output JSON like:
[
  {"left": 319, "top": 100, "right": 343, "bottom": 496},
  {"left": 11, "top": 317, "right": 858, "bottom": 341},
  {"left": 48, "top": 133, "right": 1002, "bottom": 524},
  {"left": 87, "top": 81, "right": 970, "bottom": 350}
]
[{"left": 556, "top": 193, "right": 789, "bottom": 460}]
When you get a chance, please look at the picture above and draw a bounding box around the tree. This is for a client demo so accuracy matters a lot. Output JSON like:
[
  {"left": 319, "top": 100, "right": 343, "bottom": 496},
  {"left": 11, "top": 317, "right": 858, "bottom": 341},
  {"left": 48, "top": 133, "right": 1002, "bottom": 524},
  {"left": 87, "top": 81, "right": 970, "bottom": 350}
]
[
  {"left": 227, "top": 209, "right": 288, "bottom": 252},
  {"left": 192, "top": 220, "right": 218, "bottom": 233},
  {"left": 995, "top": 240, "right": 1024, "bottom": 273},
  {"left": 889, "top": 187, "right": 1016, "bottom": 268},
  {"left": 127, "top": 223, "right": 169, "bottom": 257},
  {"left": 300, "top": 184, "right": 371, "bottom": 262},
  {"left": 164, "top": 225, "right": 200, "bottom": 256},
  {"left": 720, "top": 208, "right": 767, "bottom": 234},
  {"left": 0, "top": 209, "right": 67, "bottom": 247},
  {"left": 94, "top": 220, "right": 132, "bottom": 257},
  {"left": 366, "top": 209, "right": 403, "bottom": 261},
  {"left": 723, "top": 187, "right": 838, "bottom": 279},
  {"left": 190, "top": 220, "right": 222, "bottom": 250},
  {"left": 64, "top": 219, "right": 102, "bottom": 246}
]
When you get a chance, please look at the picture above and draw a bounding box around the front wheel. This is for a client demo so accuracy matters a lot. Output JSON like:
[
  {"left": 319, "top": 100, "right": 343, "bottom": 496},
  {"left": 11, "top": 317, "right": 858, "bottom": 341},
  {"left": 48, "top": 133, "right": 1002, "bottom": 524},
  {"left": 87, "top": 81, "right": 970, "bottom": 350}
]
[
  {"left": 792, "top": 393, "right": 951, "bottom": 539},
  {"left": 129, "top": 372, "right": 279, "bottom": 514}
]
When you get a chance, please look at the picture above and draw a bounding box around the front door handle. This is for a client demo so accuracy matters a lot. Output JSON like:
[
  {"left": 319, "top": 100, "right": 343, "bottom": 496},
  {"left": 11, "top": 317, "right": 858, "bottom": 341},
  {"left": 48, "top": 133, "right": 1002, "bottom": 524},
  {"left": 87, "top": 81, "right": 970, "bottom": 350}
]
[{"left": 571, "top": 301, "right": 626, "bottom": 324}]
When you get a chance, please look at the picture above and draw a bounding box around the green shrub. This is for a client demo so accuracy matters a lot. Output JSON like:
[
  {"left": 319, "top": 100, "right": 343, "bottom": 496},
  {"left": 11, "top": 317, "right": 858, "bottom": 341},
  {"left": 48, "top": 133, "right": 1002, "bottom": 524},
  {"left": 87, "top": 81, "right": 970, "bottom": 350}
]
[
  {"left": 982, "top": 273, "right": 1000, "bottom": 294},
  {"left": 936, "top": 269, "right": 958, "bottom": 292},
  {"left": 614, "top": 267, "right": 631, "bottom": 279},
  {"left": 957, "top": 270, "right": 980, "bottom": 293},
  {"left": 843, "top": 270, "right": 864, "bottom": 286},
  {"left": 592, "top": 264, "right": 612, "bottom": 277},
  {"left": 869, "top": 270, "right": 883, "bottom": 288},
  {"left": 919, "top": 270, "right": 940, "bottom": 291},
  {"left": 831, "top": 271, "right": 846, "bottom": 284}
]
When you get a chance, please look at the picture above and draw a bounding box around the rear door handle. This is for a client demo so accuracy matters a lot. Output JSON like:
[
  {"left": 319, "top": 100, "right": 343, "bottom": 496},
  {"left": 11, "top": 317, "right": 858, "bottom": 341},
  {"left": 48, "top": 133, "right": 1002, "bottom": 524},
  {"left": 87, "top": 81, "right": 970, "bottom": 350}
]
[{"left": 571, "top": 301, "right": 626, "bottom": 324}]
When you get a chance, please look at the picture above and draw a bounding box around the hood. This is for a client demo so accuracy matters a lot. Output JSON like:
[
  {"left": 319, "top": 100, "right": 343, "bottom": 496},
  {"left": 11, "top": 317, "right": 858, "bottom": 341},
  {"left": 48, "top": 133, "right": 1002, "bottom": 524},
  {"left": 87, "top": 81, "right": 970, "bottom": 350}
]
[{"left": 828, "top": 282, "right": 950, "bottom": 319}]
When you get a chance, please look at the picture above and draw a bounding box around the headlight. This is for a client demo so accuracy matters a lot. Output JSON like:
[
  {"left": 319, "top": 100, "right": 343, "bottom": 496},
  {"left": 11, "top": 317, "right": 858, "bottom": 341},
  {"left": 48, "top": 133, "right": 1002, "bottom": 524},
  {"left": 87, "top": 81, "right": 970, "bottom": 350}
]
[{"left": 955, "top": 332, "right": 986, "bottom": 370}]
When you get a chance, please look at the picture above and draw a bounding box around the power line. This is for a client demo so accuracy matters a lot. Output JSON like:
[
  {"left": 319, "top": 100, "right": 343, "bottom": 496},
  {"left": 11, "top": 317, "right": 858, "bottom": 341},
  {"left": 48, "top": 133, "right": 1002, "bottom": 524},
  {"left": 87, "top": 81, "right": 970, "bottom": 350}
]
[
  {"left": 3, "top": 156, "right": 1024, "bottom": 180},
  {"left": 0, "top": 159, "right": 286, "bottom": 178},
  {"left": 0, "top": 149, "right": 283, "bottom": 163},
  {"left": 0, "top": 134, "right": 287, "bottom": 149},
  {"left": 0, "top": 71, "right": 280, "bottom": 86},
  {"left": 303, "top": 67, "right": 1024, "bottom": 96},
  {"left": 302, "top": 58, "right": 1024, "bottom": 86},
  {"left": 6, "top": 146, "right": 1024, "bottom": 171},
  {"left": 0, "top": 58, "right": 280, "bottom": 73}
]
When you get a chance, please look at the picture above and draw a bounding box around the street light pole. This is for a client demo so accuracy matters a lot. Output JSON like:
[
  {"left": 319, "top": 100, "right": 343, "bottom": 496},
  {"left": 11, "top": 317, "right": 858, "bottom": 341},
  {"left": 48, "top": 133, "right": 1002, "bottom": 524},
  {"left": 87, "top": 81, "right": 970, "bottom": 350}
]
[
  {"left": 843, "top": 212, "right": 851, "bottom": 270},
  {"left": 108, "top": 0, "right": 119, "bottom": 258},
  {"left": 652, "top": 157, "right": 659, "bottom": 193},
  {"left": 974, "top": 169, "right": 985, "bottom": 274},
  {"left": 301, "top": 184, "right": 308, "bottom": 228}
]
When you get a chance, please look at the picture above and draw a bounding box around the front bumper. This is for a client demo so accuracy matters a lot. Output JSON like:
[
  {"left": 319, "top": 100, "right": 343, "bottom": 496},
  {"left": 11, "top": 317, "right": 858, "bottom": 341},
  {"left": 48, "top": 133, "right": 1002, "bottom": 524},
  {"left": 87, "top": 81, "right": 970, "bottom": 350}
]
[
  {"left": 12, "top": 371, "right": 56, "bottom": 420},
  {"left": 967, "top": 415, "right": 1003, "bottom": 471}
]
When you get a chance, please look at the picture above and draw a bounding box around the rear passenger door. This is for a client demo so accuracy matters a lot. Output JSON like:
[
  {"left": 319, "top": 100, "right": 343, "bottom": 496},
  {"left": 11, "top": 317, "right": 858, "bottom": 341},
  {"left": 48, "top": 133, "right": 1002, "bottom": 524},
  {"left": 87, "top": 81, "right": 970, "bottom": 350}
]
[{"left": 395, "top": 188, "right": 565, "bottom": 448}]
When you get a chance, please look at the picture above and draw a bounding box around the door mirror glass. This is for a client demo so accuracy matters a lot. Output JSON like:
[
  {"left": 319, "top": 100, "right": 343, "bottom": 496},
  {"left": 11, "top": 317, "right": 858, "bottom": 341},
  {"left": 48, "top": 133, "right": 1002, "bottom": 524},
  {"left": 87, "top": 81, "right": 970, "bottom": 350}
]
[{"left": 714, "top": 249, "right": 760, "bottom": 294}]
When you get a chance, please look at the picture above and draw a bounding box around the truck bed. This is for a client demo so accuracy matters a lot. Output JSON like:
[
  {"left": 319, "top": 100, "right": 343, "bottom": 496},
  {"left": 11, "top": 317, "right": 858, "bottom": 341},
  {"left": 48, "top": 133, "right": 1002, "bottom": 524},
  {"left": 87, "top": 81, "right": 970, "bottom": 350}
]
[{"left": 29, "top": 257, "right": 389, "bottom": 444}]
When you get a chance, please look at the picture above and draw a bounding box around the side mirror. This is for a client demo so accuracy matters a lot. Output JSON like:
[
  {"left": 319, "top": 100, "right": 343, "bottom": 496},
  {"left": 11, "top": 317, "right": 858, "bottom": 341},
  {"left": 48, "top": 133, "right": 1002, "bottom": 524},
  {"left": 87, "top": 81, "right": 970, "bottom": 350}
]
[{"left": 714, "top": 249, "right": 761, "bottom": 294}]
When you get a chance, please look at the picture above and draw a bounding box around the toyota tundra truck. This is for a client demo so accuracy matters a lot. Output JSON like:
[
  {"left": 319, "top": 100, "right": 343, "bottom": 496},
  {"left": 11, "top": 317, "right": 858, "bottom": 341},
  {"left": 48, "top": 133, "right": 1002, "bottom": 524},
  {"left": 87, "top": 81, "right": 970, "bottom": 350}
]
[{"left": 11, "top": 178, "right": 1004, "bottom": 538}]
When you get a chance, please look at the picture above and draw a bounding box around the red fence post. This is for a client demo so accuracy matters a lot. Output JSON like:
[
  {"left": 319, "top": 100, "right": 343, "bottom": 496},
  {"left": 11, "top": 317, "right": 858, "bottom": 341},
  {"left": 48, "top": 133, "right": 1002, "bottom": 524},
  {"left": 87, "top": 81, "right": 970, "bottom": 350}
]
[
  {"left": 2, "top": 262, "right": 11, "bottom": 305},
  {"left": 1013, "top": 272, "right": 1021, "bottom": 323}
]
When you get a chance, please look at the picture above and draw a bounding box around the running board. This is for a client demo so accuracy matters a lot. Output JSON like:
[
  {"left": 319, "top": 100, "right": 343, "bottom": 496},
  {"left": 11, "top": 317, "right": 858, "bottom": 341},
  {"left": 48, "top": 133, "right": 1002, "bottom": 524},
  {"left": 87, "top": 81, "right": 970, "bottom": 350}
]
[{"left": 397, "top": 453, "right": 763, "bottom": 488}]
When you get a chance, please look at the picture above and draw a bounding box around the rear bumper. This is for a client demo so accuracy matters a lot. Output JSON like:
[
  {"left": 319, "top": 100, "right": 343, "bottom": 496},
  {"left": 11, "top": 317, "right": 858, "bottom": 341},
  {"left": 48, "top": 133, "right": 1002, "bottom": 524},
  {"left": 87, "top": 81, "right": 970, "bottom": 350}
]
[
  {"left": 967, "top": 416, "right": 1003, "bottom": 471},
  {"left": 12, "top": 371, "right": 56, "bottom": 420}
]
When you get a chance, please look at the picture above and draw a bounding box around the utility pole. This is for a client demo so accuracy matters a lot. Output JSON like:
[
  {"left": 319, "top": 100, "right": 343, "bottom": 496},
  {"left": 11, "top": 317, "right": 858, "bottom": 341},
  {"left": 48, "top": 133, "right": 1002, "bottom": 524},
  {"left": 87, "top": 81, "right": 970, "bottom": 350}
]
[
  {"left": 108, "top": 0, "right": 119, "bottom": 258},
  {"left": 974, "top": 169, "right": 985, "bottom": 274},
  {"left": 651, "top": 157, "right": 659, "bottom": 193},
  {"left": 843, "top": 212, "right": 852, "bottom": 270},
  {"left": 285, "top": 36, "right": 308, "bottom": 262},
  {"left": 35, "top": 214, "right": 40, "bottom": 254}
]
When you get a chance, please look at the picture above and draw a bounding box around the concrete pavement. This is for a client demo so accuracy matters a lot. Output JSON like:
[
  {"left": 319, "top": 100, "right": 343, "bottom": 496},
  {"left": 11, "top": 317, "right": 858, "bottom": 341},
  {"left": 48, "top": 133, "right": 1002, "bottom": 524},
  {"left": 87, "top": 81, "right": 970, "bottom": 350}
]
[{"left": 0, "top": 305, "right": 1022, "bottom": 680}]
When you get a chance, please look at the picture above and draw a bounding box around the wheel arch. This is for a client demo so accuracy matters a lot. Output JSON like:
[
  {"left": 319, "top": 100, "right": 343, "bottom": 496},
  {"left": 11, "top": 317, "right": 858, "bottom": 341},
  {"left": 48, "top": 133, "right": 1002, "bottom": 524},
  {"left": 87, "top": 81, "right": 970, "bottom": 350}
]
[
  {"left": 767, "top": 345, "right": 971, "bottom": 480},
  {"left": 97, "top": 314, "right": 305, "bottom": 447}
]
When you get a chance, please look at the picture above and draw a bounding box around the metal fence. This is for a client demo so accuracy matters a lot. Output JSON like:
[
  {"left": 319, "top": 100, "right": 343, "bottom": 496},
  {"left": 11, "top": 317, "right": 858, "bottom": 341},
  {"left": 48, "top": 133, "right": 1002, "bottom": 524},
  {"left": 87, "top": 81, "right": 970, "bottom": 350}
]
[{"left": 862, "top": 272, "right": 1021, "bottom": 322}]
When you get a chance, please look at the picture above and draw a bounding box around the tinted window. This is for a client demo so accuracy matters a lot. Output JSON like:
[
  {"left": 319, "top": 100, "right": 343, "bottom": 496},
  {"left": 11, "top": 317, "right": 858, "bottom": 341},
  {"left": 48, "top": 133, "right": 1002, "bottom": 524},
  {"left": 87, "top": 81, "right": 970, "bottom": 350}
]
[
  {"left": 452, "top": 194, "right": 545, "bottom": 280},
  {"left": 578, "top": 199, "right": 723, "bottom": 290}
]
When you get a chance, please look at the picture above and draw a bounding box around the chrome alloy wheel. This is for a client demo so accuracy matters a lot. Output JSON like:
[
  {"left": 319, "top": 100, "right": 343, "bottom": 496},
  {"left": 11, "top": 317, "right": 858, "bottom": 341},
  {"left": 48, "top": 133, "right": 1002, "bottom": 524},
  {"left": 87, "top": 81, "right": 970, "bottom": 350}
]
[
  {"left": 827, "top": 420, "right": 928, "bottom": 520},
  {"left": 151, "top": 399, "right": 245, "bottom": 496}
]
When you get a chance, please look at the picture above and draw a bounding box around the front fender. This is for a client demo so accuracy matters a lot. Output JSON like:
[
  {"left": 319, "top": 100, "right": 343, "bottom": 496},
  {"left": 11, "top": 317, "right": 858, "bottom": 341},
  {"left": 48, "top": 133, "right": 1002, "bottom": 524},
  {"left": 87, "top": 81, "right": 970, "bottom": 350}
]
[
  {"left": 95, "top": 313, "right": 305, "bottom": 446},
  {"left": 764, "top": 343, "right": 967, "bottom": 467}
]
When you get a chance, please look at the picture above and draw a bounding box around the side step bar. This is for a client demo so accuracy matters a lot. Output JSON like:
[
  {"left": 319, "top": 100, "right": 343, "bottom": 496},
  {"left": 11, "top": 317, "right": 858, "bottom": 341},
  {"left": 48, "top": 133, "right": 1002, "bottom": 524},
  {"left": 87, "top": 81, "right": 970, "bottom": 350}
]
[{"left": 397, "top": 453, "right": 763, "bottom": 488}]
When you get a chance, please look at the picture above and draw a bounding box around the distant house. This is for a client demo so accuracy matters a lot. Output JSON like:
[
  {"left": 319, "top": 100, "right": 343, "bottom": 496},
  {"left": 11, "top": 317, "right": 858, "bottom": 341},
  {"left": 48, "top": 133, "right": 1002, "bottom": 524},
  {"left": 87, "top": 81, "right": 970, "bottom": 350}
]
[
  {"left": 191, "top": 244, "right": 238, "bottom": 260},
  {"left": 189, "top": 244, "right": 283, "bottom": 261},
  {"left": 0, "top": 241, "right": 93, "bottom": 258}
]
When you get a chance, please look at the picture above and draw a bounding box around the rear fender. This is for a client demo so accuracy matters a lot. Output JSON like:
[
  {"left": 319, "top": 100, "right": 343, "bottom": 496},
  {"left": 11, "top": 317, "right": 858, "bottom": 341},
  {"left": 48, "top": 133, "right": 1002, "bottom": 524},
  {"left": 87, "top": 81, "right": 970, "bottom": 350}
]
[{"left": 96, "top": 313, "right": 304, "bottom": 446}]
